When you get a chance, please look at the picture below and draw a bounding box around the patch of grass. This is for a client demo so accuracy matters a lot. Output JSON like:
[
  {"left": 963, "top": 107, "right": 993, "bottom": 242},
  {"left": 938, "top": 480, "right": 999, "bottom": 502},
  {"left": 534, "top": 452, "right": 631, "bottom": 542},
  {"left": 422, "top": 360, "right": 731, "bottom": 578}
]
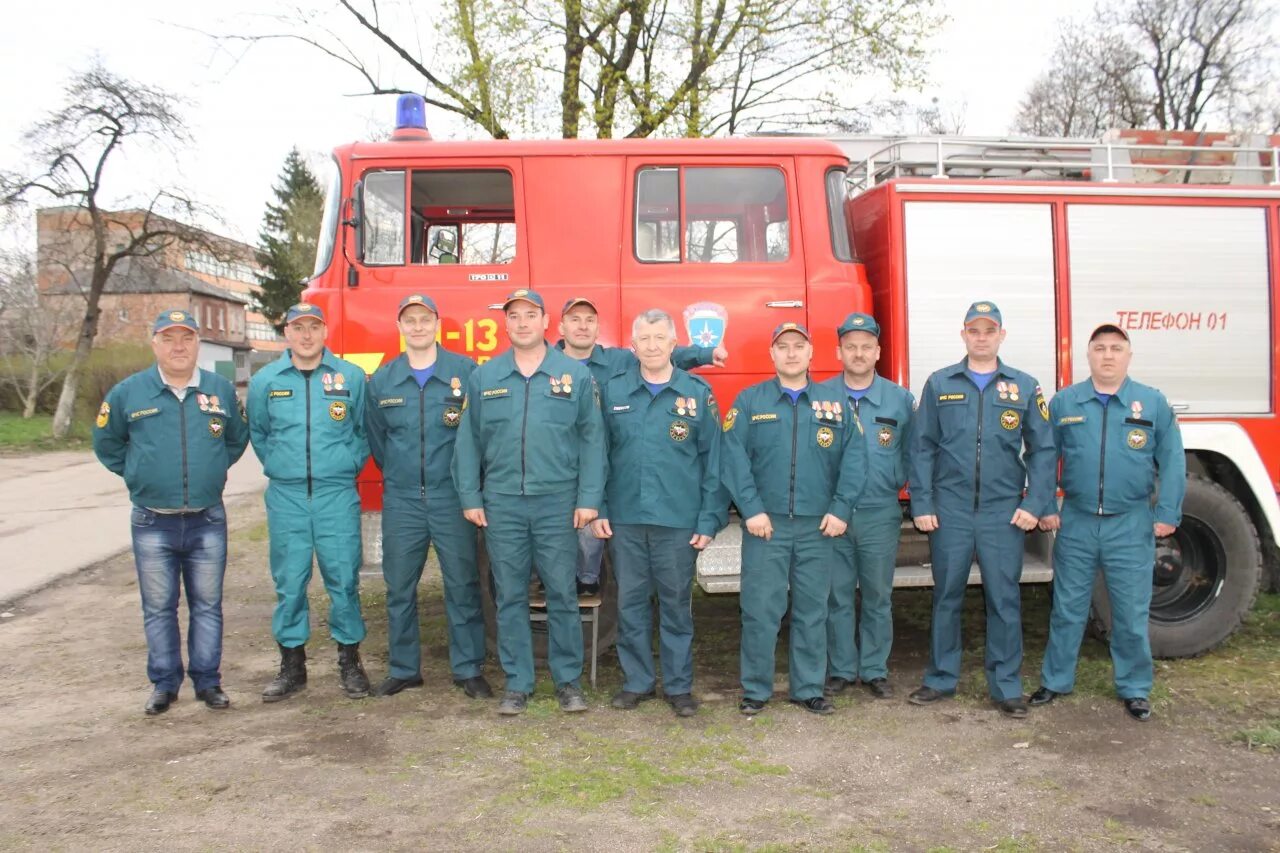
[
  {"left": 1190, "top": 793, "right": 1219, "bottom": 807},
  {"left": 729, "top": 757, "right": 789, "bottom": 776},
  {"left": 0, "top": 412, "right": 89, "bottom": 450},
  {"left": 1230, "top": 718, "right": 1280, "bottom": 751},
  {"left": 1102, "top": 817, "right": 1138, "bottom": 844},
  {"left": 991, "top": 837, "right": 1041, "bottom": 852}
]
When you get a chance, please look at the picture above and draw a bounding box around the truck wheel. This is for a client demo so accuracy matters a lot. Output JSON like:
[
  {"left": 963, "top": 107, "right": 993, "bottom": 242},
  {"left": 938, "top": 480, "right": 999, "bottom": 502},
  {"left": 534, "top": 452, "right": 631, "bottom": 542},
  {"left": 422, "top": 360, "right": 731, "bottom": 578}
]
[
  {"left": 475, "top": 531, "right": 619, "bottom": 665},
  {"left": 1089, "top": 474, "right": 1262, "bottom": 659}
]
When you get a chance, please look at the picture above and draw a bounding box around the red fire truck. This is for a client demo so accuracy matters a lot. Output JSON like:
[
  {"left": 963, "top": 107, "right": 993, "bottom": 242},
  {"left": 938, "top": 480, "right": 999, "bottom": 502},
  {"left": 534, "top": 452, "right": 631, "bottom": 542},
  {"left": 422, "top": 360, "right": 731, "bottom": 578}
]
[{"left": 302, "top": 97, "right": 1278, "bottom": 659}]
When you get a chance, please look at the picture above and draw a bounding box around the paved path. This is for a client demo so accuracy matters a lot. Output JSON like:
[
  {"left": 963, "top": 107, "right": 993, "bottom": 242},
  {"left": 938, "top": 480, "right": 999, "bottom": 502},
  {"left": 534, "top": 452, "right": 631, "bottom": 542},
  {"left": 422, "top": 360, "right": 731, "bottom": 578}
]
[{"left": 0, "top": 451, "right": 266, "bottom": 604}]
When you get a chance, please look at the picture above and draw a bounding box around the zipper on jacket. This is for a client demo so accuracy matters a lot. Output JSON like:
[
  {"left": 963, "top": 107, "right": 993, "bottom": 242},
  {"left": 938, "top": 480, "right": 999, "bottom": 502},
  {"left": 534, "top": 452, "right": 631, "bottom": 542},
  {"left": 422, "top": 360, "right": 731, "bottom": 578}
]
[
  {"left": 1097, "top": 400, "right": 1109, "bottom": 515},
  {"left": 305, "top": 376, "right": 313, "bottom": 499},
  {"left": 179, "top": 396, "right": 190, "bottom": 508},
  {"left": 788, "top": 398, "right": 799, "bottom": 518},
  {"left": 519, "top": 376, "right": 531, "bottom": 495},
  {"left": 419, "top": 383, "right": 427, "bottom": 499},
  {"left": 973, "top": 384, "right": 985, "bottom": 512}
]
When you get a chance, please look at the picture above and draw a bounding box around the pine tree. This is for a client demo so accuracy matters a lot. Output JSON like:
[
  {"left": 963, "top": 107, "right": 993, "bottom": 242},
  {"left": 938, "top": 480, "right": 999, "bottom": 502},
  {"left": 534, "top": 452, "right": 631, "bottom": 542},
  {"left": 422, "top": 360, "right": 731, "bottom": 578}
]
[{"left": 256, "top": 148, "right": 323, "bottom": 329}]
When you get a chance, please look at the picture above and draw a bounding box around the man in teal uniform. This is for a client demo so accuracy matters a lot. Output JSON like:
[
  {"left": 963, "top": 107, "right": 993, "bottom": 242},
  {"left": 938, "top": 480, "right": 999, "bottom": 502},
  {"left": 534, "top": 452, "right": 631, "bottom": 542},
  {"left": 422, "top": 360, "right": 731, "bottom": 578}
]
[
  {"left": 1031, "top": 323, "right": 1185, "bottom": 722},
  {"left": 556, "top": 296, "right": 726, "bottom": 595},
  {"left": 817, "top": 313, "right": 914, "bottom": 700},
  {"left": 365, "top": 294, "right": 491, "bottom": 700},
  {"left": 93, "top": 310, "right": 249, "bottom": 715},
  {"left": 247, "top": 302, "right": 372, "bottom": 702},
  {"left": 591, "top": 309, "right": 725, "bottom": 717},
  {"left": 452, "top": 288, "right": 606, "bottom": 715},
  {"left": 721, "top": 322, "right": 866, "bottom": 716},
  {"left": 907, "top": 301, "right": 1055, "bottom": 718}
]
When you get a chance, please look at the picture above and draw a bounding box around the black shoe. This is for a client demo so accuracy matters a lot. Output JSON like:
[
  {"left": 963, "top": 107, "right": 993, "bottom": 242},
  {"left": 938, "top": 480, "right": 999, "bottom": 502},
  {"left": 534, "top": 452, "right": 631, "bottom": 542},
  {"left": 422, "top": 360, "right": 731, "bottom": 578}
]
[
  {"left": 144, "top": 688, "right": 178, "bottom": 716},
  {"left": 453, "top": 675, "right": 494, "bottom": 699},
  {"left": 1124, "top": 697, "right": 1152, "bottom": 722},
  {"left": 556, "top": 684, "right": 589, "bottom": 713},
  {"left": 376, "top": 675, "right": 424, "bottom": 697},
  {"left": 738, "top": 698, "right": 767, "bottom": 715},
  {"left": 262, "top": 644, "right": 307, "bottom": 703},
  {"left": 611, "top": 689, "right": 656, "bottom": 709},
  {"left": 337, "top": 643, "right": 371, "bottom": 699},
  {"left": 576, "top": 580, "right": 600, "bottom": 596},
  {"left": 823, "top": 676, "right": 853, "bottom": 697},
  {"left": 908, "top": 685, "right": 954, "bottom": 705},
  {"left": 790, "top": 696, "right": 836, "bottom": 715},
  {"left": 996, "top": 697, "right": 1029, "bottom": 718},
  {"left": 668, "top": 693, "right": 699, "bottom": 717},
  {"left": 497, "top": 691, "right": 528, "bottom": 715},
  {"left": 1029, "top": 686, "right": 1062, "bottom": 706},
  {"left": 195, "top": 686, "right": 230, "bottom": 710},
  {"left": 865, "top": 678, "right": 894, "bottom": 699}
]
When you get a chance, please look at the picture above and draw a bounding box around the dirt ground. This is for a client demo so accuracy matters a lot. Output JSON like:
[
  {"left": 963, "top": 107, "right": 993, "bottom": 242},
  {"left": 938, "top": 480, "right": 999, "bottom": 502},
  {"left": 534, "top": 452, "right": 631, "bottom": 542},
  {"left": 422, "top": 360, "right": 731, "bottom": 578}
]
[{"left": 1, "top": 493, "right": 1277, "bottom": 852}]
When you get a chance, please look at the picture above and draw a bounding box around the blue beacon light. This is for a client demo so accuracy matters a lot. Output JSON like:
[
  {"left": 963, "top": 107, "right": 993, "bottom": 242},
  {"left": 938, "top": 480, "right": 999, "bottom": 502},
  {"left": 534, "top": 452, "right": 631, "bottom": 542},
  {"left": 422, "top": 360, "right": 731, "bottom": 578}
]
[{"left": 389, "top": 92, "right": 430, "bottom": 139}]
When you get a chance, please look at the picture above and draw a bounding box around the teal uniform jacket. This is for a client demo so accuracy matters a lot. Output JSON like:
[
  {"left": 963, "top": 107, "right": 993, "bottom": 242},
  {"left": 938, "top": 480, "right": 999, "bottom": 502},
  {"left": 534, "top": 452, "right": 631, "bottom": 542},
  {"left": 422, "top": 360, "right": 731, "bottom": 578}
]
[
  {"left": 365, "top": 348, "right": 476, "bottom": 498},
  {"left": 452, "top": 344, "right": 606, "bottom": 509},
  {"left": 908, "top": 359, "right": 1056, "bottom": 517},
  {"left": 598, "top": 365, "right": 727, "bottom": 537},
  {"left": 1049, "top": 377, "right": 1185, "bottom": 523},
  {"left": 721, "top": 378, "right": 866, "bottom": 520},
  {"left": 247, "top": 349, "right": 370, "bottom": 487},
  {"left": 94, "top": 366, "right": 249, "bottom": 509},
  {"left": 817, "top": 374, "right": 914, "bottom": 509},
  {"left": 554, "top": 340, "right": 714, "bottom": 389}
]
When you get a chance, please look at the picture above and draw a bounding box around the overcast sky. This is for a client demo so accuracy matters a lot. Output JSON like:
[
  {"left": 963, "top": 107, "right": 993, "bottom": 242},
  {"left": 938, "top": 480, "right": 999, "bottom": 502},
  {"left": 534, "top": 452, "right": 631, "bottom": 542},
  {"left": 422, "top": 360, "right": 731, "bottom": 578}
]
[{"left": 1, "top": 0, "right": 1096, "bottom": 246}]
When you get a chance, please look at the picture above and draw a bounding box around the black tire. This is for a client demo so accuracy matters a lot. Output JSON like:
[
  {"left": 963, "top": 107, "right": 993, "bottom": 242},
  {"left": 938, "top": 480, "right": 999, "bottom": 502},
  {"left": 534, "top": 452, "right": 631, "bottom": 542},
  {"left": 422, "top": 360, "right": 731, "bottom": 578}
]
[
  {"left": 474, "top": 530, "right": 619, "bottom": 665},
  {"left": 1089, "top": 474, "right": 1262, "bottom": 659}
]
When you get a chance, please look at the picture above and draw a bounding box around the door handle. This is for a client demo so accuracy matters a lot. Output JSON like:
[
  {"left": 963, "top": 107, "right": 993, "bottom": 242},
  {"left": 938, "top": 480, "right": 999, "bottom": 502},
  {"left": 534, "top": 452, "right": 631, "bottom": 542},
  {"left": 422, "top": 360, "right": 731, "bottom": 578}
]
[
  {"left": 765, "top": 300, "right": 804, "bottom": 308},
  {"left": 1170, "top": 402, "right": 1191, "bottom": 412},
  {"left": 487, "top": 303, "right": 505, "bottom": 310}
]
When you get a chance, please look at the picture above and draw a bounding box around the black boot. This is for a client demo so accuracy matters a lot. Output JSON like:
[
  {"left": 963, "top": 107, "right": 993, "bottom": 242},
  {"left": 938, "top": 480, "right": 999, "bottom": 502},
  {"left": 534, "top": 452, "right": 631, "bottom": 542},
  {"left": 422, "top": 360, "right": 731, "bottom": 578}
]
[
  {"left": 337, "top": 642, "right": 371, "bottom": 699},
  {"left": 262, "top": 644, "right": 307, "bottom": 703}
]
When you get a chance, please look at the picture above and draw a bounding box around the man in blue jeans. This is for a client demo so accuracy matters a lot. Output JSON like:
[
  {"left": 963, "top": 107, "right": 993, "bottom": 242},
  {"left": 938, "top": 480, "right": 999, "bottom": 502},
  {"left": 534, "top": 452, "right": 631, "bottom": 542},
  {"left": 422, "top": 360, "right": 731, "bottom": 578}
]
[{"left": 93, "top": 310, "right": 250, "bottom": 715}]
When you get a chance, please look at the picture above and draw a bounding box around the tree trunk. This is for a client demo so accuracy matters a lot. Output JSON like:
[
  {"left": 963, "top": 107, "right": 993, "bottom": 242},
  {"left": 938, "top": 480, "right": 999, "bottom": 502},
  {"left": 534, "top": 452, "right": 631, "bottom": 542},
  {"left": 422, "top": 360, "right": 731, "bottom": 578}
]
[
  {"left": 23, "top": 361, "right": 39, "bottom": 419},
  {"left": 51, "top": 286, "right": 103, "bottom": 439}
]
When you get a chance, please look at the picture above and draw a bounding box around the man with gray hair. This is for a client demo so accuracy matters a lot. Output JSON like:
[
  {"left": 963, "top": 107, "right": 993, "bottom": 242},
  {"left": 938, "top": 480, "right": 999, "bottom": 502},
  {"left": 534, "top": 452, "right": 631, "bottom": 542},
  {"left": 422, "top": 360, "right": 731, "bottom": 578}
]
[{"left": 592, "top": 309, "right": 726, "bottom": 716}]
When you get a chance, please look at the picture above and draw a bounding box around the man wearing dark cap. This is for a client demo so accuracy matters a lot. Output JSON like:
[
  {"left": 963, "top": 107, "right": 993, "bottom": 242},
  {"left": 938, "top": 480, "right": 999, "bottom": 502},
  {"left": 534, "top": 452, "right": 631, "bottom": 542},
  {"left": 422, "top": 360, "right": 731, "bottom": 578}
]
[
  {"left": 721, "top": 321, "right": 865, "bottom": 716},
  {"left": 247, "top": 302, "right": 373, "bottom": 702},
  {"left": 1030, "top": 323, "right": 1184, "bottom": 722},
  {"left": 93, "top": 310, "right": 249, "bottom": 715},
  {"left": 556, "top": 296, "right": 727, "bottom": 596},
  {"left": 452, "top": 289, "right": 606, "bottom": 715},
  {"left": 365, "top": 294, "right": 490, "bottom": 700},
  {"left": 818, "top": 312, "right": 914, "bottom": 700},
  {"left": 907, "top": 301, "right": 1055, "bottom": 718}
]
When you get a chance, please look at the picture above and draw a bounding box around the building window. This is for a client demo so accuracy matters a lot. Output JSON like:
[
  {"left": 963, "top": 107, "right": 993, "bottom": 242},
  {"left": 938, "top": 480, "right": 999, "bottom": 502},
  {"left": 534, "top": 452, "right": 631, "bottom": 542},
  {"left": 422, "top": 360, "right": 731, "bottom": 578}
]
[
  {"left": 184, "top": 251, "right": 260, "bottom": 284},
  {"left": 118, "top": 307, "right": 129, "bottom": 321}
]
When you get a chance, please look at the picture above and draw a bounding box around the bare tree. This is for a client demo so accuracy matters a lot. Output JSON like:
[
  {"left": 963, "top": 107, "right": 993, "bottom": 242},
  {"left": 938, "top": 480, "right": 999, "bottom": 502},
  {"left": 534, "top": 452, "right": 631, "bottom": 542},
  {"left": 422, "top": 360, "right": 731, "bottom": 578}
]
[
  {"left": 218, "top": 0, "right": 941, "bottom": 140},
  {"left": 1014, "top": 22, "right": 1149, "bottom": 137},
  {"left": 0, "top": 250, "right": 77, "bottom": 419},
  {"left": 1, "top": 64, "right": 226, "bottom": 439},
  {"left": 1014, "top": 0, "right": 1275, "bottom": 137}
]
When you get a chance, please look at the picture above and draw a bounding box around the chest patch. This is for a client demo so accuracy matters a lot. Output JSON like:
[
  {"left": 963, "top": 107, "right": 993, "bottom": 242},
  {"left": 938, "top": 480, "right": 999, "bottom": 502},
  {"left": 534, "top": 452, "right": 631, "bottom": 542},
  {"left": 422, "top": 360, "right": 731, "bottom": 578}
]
[
  {"left": 938, "top": 393, "right": 967, "bottom": 403},
  {"left": 751, "top": 412, "right": 778, "bottom": 423},
  {"left": 378, "top": 397, "right": 405, "bottom": 408},
  {"left": 669, "top": 419, "right": 690, "bottom": 442},
  {"left": 209, "top": 417, "right": 224, "bottom": 438},
  {"left": 999, "top": 410, "right": 1021, "bottom": 430},
  {"left": 816, "top": 426, "right": 834, "bottom": 448},
  {"left": 877, "top": 425, "right": 893, "bottom": 447},
  {"left": 481, "top": 387, "right": 510, "bottom": 399},
  {"left": 1127, "top": 429, "right": 1148, "bottom": 450},
  {"left": 329, "top": 401, "right": 347, "bottom": 422},
  {"left": 269, "top": 389, "right": 293, "bottom": 399},
  {"left": 443, "top": 406, "right": 461, "bottom": 428},
  {"left": 129, "top": 407, "right": 160, "bottom": 421}
]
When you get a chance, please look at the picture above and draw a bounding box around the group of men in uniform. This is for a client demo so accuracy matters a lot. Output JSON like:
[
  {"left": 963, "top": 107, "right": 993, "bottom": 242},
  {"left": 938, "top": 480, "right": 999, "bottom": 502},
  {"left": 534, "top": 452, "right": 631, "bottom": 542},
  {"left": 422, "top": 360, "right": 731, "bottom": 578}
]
[{"left": 96, "top": 294, "right": 1182, "bottom": 725}]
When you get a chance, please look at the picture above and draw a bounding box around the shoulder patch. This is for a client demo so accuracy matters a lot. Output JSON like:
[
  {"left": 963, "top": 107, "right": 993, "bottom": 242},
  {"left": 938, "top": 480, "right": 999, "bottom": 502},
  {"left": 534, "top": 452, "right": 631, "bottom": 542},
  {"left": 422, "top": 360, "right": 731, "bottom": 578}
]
[
  {"left": 1036, "top": 393, "right": 1049, "bottom": 421},
  {"left": 95, "top": 401, "right": 110, "bottom": 429},
  {"left": 723, "top": 407, "right": 738, "bottom": 432}
]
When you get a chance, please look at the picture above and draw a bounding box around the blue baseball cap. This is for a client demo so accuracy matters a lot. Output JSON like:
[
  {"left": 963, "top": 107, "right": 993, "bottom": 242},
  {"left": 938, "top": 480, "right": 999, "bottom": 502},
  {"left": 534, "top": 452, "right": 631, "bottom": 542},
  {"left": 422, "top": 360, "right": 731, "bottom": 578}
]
[
  {"left": 771, "top": 321, "right": 811, "bottom": 343},
  {"left": 397, "top": 293, "right": 439, "bottom": 317},
  {"left": 503, "top": 288, "right": 545, "bottom": 311},
  {"left": 285, "top": 302, "right": 325, "bottom": 325},
  {"left": 963, "top": 300, "right": 1002, "bottom": 327},
  {"left": 836, "top": 312, "right": 880, "bottom": 338},
  {"left": 152, "top": 309, "right": 199, "bottom": 335}
]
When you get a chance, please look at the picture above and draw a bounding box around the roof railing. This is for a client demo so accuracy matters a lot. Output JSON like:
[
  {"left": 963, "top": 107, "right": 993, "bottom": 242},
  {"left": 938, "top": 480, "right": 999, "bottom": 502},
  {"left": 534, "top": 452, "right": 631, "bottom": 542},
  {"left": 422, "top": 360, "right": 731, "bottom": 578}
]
[{"left": 843, "top": 133, "right": 1280, "bottom": 195}]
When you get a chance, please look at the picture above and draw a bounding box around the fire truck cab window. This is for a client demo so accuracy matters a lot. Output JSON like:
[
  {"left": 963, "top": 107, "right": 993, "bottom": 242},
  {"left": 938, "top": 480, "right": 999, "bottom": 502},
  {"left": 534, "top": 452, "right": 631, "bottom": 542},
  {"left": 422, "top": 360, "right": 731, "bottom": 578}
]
[
  {"left": 825, "top": 168, "right": 855, "bottom": 262},
  {"left": 635, "top": 166, "right": 789, "bottom": 264},
  {"left": 410, "top": 170, "right": 516, "bottom": 266},
  {"left": 362, "top": 170, "right": 407, "bottom": 265}
]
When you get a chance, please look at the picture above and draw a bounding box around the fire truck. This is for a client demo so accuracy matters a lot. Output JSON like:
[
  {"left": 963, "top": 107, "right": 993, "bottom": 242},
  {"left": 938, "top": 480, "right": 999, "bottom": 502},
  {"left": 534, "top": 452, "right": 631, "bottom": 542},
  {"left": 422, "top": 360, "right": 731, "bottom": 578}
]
[{"left": 302, "top": 95, "right": 1278, "bottom": 660}]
